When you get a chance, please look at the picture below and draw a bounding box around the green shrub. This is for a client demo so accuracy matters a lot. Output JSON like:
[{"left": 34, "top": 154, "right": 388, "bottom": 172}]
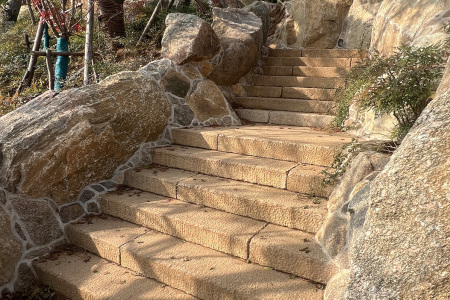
[{"left": 333, "top": 44, "right": 447, "bottom": 142}]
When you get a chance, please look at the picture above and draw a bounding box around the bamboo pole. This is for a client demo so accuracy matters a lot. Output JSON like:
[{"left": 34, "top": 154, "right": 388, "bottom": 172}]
[
  {"left": 26, "top": 0, "right": 36, "bottom": 25},
  {"left": 32, "top": 51, "right": 84, "bottom": 56},
  {"left": 84, "top": 0, "right": 94, "bottom": 86},
  {"left": 46, "top": 49, "right": 55, "bottom": 90},
  {"left": 16, "top": 19, "right": 45, "bottom": 95},
  {"left": 137, "top": 0, "right": 162, "bottom": 45}
]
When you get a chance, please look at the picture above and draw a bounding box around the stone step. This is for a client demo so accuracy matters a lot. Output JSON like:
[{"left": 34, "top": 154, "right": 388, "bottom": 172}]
[
  {"left": 262, "top": 66, "right": 350, "bottom": 77},
  {"left": 236, "top": 109, "right": 335, "bottom": 128},
  {"left": 171, "top": 125, "right": 351, "bottom": 166},
  {"left": 150, "top": 145, "right": 334, "bottom": 196},
  {"left": 253, "top": 75, "right": 344, "bottom": 89},
  {"left": 282, "top": 87, "right": 336, "bottom": 100},
  {"left": 234, "top": 97, "right": 335, "bottom": 114},
  {"left": 151, "top": 145, "right": 298, "bottom": 189},
  {"left": 66, "top": 216, "right": 325, "bottom": 299},
  {"left": 244, "top": 86, "right": 335, "bottom": 100},
  {"left": 268, "top": 48, "right": 367, "bottom": 58},
  {"left": 98, "top": 192, "right": 335, "bottom": 283},
  {"left": 98, "top": 191, "right": 267, "bottom": 260},
  {"left": 262, "top": 57, "right": 352, "bottom": 68},
  {"left": 123, "top": 167, "right": 330, "bottom": 230},
  {"left": 34, "top": 251, "right": 197, "bottom": 300}
]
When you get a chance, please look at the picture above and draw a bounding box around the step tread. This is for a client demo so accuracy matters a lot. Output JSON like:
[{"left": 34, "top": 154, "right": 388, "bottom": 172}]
[
  {"left": 151, "top": 145, "right": 299, "bottom": 189},
  {"left": 123, "top": 168, "right": 329, "bottom": 231},
  {"left": 67, "top": 216, "right": 324, "bottom": 300},
  {"left": 171, "top": 125, "right": 352, "bottom": 166},
  {"left": 34, "top": 251, "right": 196, "bottom": 300},
  {"left": 99, "top": 191, "right": 266, "bottom": 259}
]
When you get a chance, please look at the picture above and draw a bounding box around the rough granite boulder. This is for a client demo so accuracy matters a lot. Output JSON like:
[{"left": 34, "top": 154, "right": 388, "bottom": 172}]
[
  {"left": 244, "top": 1, "right": 270, "bottom": 44},
  {"left": 370, "top": 0, "right": 450, "bottom": 56},
  {"left": 186, "top": 79, "right": 235, "bottom": 122},
  {"left": 0, "top": 206, "right": 23, "bottom": 287},
  {"left": 208, "top": 7, "right": 263, "bottom": 85},
  {"left": 0, "top": 71, "right": 171, "bottom": 204},
  {"left": 341, "top": 0, "right": 383, "bottom": 49},
  {"left": 268, "top": 0, "right": 352, "bottom": 49},
  {"left": 346, "top": 57, "right": 450, "bottom": 299},
  {"left": 161, "top": 13, "right": 221, "bottom": 64}
]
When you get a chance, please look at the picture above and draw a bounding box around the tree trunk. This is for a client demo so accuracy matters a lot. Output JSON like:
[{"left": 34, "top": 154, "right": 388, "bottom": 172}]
[
  {"left": 97, "top": 0, "right": 126, "bottom": 38},
  {"left": 1, "top": 0, "right": 22, "bottom": 22}
]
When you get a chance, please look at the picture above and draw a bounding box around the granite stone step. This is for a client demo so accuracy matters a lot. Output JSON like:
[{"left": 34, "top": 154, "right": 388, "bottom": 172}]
[
  {"left": 34, "top": 251, "right": 197, "bottom": 300},
  {"left": 252, "top": 75, "right": 344, "bottom": 89},
  {"left": 234, "top": 97, "right": 335, "bottom": 114},
  {"left": 97, "top": 193, "right": 335, "bottom": 283},
  {"left": 123, "top": 168, "right": 330, "bottom": 230},
  {"left": 170, "top": 125, "right": 351, "bottom": 166},
  {"left": 236, "top": 109, "right": 335, "bottom": 128},
  {"left": 243, "top": 86, "right": 335, "bottom": 100},
  {"left": 267, "top": 48, "right": 367, "bottom": 58},
  {"left": 65, "top": 216, "right": 325, "bottom": 299},
  {"left": 262, "top": 57, "right": 352, "bottom": 68}
]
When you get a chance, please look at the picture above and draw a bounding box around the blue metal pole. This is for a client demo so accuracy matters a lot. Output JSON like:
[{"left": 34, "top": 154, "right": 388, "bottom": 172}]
[{"left": 54, "top": 37, "right": 69, "bottom": 91}]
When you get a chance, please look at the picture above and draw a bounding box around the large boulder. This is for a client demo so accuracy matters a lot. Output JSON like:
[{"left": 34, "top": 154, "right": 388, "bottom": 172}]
[
  {"left": 244, "top": 1, "right": 270, "bottom": 44},
  {"left": 161, "top": 13, "right": 221, "bottom": 64},
  {"left": 268, "top": 0, "right": 353, "bottom": 49},
  {"left": 208, "top": 7, "right": 263, "bottom": 85},
  {"left": 346, "top": 58, "right": 450, "bottom": 299},
  {"left": 340, "top": 0, "right": 383, "bottom": 49},
  {"left": 370, "top": 0, "right": 450, "bottom": 56},
  {"left": 0, "top": 205, "right": 23, "bottom": 287},
  {"left": 0, "top": 71, "right": 171, "bottom": 204}
]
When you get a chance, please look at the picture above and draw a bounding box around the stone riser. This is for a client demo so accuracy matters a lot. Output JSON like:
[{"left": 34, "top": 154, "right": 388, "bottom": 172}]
[
  {"left": 234, "top": 97, "right": 336, "bottom": 114},
  {"left": 236, "top": 109, "right": 335, "bottom": 128},
  {"left": 64, "top": 216, "right": 324, "bottom": 300},
  {"left": 122, "top": 167, "right": 329, "bottom": 232},
  {"left": 252, "top": 75, "right": 345, "bottom": 89}
]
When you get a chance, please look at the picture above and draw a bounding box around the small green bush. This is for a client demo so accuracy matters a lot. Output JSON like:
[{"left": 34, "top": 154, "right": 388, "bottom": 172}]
[{"left": 333, "top": 44, "right": 447, "bottom": 142}]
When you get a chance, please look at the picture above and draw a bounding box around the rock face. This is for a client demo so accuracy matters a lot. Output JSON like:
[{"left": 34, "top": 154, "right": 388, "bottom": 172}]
[
  {"left": 208, "top": 7, "right": 263, "bottom": 85},
  {"left": 340, "top": 0, "right": 383, "bottom": 49},
  {"left": 346, "top": 58, "right": 450, "bottom": 299},
  {"left": 161, "top": 13, "right": 221, "bottom": 64},
  {"left": 244, "top": 1, "right": 270, "bottom": 44},
  {"left": 186, "top": 80, "right": 233, "bottom": 122},
  {"left": 370, "top": 0, "right": 450, "bottom": 55},
  {"left": 268, "top": 0, "right": 352, "bottom": 49},
  {"left": 0, "top": 206, "right": 23, "bottom": 287},
  {"left": 0, "top": 71, "right": 171, "bottom": 204}
]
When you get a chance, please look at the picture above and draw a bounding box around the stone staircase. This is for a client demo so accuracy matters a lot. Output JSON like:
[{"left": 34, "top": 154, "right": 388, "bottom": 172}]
[
  {"left": 34, "top": 49, "right": 362, "bottom": 300},
  {"left": 235, "top": 49, "right": 366, "bottom": 127}
]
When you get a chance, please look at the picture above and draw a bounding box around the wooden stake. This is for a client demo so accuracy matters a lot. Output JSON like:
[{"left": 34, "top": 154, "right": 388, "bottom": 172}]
[
  {"left": 26, "top": 0, "right": 36, "bottom": 25},
  {"left": 46, "top": 49, "right": 55, "bottom": 90},
  {"left": 137, "top": 0, "right": 162, "bottom": 45},
  {"left": 84, "top": 0, "right": 94, "bottom": 86},
  {"left": 16, "top": 19, "right": 45, "bottom": 95}
]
